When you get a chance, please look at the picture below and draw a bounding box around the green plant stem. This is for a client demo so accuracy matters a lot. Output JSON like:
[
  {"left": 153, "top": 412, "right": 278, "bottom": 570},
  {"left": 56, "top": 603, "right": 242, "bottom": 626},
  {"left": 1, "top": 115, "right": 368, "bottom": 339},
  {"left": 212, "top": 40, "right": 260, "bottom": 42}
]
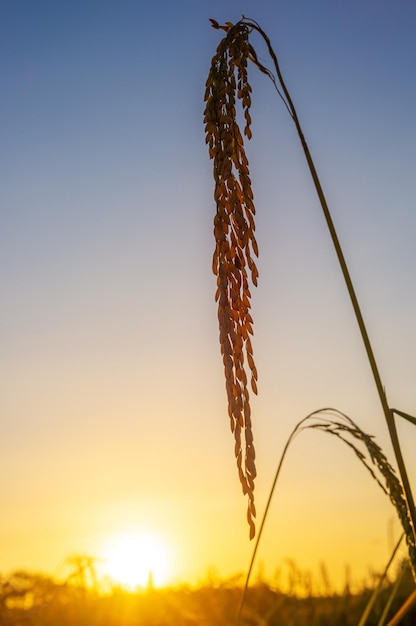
[{"left": 246, "top": 18, "right": 416, "bottom": 542}]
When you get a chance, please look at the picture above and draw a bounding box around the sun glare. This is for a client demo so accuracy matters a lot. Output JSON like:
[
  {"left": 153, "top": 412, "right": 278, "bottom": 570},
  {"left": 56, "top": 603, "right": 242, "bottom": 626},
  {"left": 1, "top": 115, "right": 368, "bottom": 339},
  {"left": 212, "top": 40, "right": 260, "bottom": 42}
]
[{"left": 101, "top": 532, "right": 171, "bottom": 589}]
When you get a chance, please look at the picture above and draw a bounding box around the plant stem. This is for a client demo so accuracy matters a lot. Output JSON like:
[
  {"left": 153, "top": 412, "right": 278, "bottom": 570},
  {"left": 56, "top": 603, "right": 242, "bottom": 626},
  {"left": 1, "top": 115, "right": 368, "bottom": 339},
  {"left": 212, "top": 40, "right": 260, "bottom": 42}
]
[
  {"left": 385, "top": 589, "right": 416, "bottom": 626},
  {"left": 235, "top": 419, "right": 306, "bottom": 624},
  {"left": 247, "top": 19, "right": 416, "bottom": 542},
  {"left": 291, "top": 114, "right": 416, "bottom": 539},
  {"left": 357, "top": 532, "right": 404, "bottom": 626}
]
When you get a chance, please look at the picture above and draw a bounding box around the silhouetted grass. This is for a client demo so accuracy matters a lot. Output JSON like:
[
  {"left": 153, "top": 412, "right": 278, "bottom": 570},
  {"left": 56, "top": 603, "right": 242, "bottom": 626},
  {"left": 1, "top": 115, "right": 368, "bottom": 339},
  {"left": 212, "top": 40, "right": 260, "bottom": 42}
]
[{"left": 0, "top": 563, "right": 415, "bottom": 626}]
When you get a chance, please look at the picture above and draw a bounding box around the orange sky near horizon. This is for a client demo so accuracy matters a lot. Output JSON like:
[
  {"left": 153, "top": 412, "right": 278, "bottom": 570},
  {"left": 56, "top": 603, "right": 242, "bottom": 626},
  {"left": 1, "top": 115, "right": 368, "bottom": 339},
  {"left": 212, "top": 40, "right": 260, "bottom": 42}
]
[{"left": 2, "top": 0, "right": 416, "bottom": 594}]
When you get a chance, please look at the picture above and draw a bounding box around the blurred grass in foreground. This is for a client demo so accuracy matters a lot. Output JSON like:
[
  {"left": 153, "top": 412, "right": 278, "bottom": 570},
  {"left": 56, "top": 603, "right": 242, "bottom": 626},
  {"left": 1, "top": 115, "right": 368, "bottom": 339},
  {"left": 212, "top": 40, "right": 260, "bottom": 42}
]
[{"left": 1, "top": 560, "right": 415, "bottom": 626}]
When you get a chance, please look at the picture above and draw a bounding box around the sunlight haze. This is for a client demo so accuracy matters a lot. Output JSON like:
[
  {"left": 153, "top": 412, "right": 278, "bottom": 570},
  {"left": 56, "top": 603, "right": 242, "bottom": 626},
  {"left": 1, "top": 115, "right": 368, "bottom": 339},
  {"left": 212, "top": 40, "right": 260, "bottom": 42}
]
[{"left": 1, "top": 0, "right": 416, "bottom": 592}]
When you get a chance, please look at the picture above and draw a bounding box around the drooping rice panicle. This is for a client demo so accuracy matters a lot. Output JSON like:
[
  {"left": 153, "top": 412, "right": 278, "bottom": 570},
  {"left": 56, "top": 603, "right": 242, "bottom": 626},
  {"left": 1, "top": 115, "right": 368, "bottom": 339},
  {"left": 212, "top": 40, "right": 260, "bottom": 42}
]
[
  {"left": 304, "top": 410, "right": 416, "bottom": 580},
  {"left": 204, "top": 21, "right": 258, "bottom": 539}
]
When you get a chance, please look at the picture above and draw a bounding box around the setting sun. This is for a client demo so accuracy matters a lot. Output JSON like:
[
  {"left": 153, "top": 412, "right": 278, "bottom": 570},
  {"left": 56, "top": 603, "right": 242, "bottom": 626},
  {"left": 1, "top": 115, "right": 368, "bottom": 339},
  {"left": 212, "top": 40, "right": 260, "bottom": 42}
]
[{"left": 101, "top": 532, "right": 171, "bottom": 589}]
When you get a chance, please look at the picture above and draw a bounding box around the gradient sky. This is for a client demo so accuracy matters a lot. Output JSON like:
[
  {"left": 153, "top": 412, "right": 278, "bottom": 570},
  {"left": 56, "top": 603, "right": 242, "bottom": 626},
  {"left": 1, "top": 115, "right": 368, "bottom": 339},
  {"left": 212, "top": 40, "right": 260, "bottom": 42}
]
[{"left": 1, "top": 0, "right": 416, "bottom": 590}]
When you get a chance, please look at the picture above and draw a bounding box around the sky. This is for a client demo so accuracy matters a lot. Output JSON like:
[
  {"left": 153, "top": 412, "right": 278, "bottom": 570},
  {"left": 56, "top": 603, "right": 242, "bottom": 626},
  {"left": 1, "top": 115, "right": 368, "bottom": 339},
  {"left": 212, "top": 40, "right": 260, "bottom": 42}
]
[{"left": 1, "top": 0, "right": 416, "bottom": 592}]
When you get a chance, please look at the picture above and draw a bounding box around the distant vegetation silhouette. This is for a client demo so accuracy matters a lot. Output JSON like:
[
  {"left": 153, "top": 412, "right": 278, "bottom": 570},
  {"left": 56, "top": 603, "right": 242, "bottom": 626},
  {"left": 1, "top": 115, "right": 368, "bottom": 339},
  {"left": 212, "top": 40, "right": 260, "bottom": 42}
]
[{"left": 0, "top": 559, "right": 415, "bottom": 625}]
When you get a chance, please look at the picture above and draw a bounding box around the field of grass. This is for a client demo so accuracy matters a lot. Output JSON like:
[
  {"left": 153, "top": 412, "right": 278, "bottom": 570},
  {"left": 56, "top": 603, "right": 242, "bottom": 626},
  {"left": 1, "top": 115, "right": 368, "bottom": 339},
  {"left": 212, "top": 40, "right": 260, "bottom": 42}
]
[{"left": 1, "top": 561, "right": 415, "bottom": 626}]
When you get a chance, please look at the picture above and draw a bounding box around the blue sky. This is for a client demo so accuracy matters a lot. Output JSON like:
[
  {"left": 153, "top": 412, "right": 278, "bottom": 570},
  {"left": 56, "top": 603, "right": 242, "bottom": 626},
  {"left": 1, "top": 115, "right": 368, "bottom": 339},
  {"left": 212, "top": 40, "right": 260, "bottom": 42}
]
[{"left": 1, "top": 0, "right": 416, "bottom": 588}]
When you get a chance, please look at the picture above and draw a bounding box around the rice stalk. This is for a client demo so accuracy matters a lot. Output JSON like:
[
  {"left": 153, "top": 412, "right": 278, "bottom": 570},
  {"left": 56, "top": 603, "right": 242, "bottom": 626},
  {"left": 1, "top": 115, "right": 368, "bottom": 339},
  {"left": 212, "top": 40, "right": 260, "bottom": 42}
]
[
  {"left": 235, "top": 408, "right": 416, "bottom": 625},
  {"left": 205, "top": 16, "right": 416, "bottom": 549}
]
